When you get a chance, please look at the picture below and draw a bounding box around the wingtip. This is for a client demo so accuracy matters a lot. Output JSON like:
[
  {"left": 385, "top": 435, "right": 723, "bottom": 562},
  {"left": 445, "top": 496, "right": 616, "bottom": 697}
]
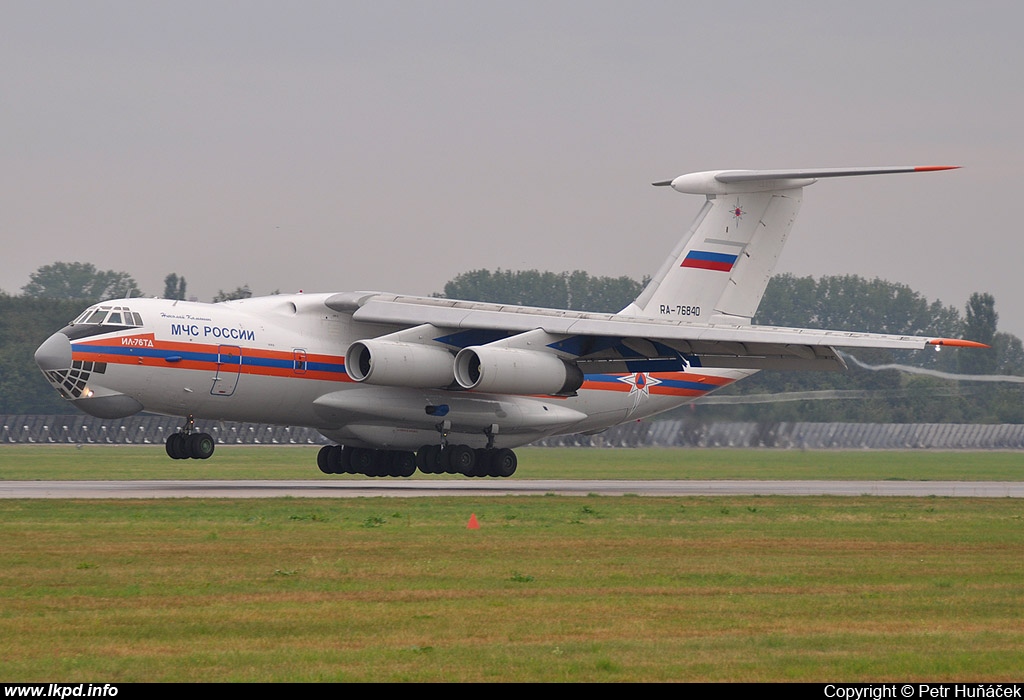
[
  {"left": 928, "top": 338, "right": 990, "bottom": 349},
  {"left": 915, "top": 165, "right": 961, "bottom": 172}
]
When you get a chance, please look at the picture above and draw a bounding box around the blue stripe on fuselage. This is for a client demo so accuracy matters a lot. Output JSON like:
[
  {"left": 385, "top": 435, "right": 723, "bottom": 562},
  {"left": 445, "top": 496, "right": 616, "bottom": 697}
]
[{"left": 73, "top": 343, "right": 347, "bottom": 374}]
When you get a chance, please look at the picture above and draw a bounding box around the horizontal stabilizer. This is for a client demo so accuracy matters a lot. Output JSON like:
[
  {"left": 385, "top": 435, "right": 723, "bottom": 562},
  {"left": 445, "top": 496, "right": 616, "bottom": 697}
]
[{"left": 653, "top": 165, "right": 959, "bottom": 194}]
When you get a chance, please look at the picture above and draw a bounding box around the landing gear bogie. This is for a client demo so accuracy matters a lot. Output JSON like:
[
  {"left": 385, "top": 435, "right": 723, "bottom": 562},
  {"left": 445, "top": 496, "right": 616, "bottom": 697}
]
[
  {"left": 414, "top": 444, "right": 518, "bottom": 477},
  {"left": 321, "top": 446, "right": 418, "bottom": 477},
  {"left": 316, "top": 443, "right": 517, "bottom": 478}
]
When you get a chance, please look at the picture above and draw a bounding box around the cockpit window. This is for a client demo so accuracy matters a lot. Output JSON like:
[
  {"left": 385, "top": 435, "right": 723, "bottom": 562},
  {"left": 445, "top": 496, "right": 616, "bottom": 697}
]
[{"left": 72, "top": 305, "right": 144, "bottom": 328}]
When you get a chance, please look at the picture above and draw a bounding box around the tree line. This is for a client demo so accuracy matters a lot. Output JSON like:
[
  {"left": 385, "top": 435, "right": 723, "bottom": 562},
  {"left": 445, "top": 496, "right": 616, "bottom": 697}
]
[
  {"left": 1, "top": 261, "right": 1021, "bottom": 421},
  {"left": 8, "top": 261, "right": 256, "bottom": 304}
]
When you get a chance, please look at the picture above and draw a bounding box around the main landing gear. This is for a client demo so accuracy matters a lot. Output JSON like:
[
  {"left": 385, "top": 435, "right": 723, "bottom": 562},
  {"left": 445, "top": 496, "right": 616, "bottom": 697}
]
[
  {"left": 316, "top": 444, "right": 518, "bottom": 478},
  {"left": 165, "top": 416, "right": 215, "bottom": 460},
  {"left": 317, "top": 421, "right": 518, "bottom": 478}
]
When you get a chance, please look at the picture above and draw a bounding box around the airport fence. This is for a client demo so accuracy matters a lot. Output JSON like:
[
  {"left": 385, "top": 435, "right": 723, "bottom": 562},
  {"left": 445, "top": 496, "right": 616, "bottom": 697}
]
[{"left": 3, "top": 415, "right": 1024, "bottom": 450}]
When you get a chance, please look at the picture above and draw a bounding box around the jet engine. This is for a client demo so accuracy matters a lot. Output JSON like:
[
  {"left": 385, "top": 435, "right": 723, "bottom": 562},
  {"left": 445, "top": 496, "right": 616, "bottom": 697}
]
[
  {"left": 345, "top": 339, "right": 455, "bottom": 388},
  {"left": 453, "top": 346, "right": 584, "bottom": 396}
]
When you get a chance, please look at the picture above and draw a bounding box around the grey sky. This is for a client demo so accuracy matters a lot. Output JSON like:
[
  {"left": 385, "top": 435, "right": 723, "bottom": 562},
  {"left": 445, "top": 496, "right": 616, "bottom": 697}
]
[{"left": 3, "top": 1, "right": 1022, "bottom": 337}]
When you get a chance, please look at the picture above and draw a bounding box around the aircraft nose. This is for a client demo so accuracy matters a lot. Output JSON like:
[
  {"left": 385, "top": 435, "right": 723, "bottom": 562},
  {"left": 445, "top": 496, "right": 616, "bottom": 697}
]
[{"left": 35, "top": 332, "right": 72, "bottom": 371}]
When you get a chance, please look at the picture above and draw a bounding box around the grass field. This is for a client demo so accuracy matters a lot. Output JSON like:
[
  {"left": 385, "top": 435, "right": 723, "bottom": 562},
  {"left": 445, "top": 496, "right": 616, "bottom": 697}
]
[
  {"left": 1, "top": 446, "right": 1022, "bottom": 682},
  {"left": 1, "top": 444, "right": 1023, "bottom": 481}
]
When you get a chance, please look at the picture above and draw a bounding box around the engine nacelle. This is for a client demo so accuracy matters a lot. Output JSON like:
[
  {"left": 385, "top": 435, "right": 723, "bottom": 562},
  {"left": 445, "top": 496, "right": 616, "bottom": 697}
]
[
  {"left": 345, "top": 339, "right": 454, "bottom": 388},
  {"left": 453, "top": 346, "right": 584, "bottom": 396}
]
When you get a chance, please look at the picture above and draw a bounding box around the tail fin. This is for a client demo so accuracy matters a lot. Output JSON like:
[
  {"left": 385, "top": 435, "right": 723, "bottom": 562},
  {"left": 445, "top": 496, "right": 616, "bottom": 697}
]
[{"left": 620, "top": 166, "right": 958, "bottom": 323}]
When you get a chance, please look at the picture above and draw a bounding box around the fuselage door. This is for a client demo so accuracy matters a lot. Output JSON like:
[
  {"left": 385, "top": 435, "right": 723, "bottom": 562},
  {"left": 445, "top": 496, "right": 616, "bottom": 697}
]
[
  {"left": 293, "top": 349, "right": 307, "bottom": 375},
  {"left": 211, "top": 344, "right": 242, "bottom": 396}
]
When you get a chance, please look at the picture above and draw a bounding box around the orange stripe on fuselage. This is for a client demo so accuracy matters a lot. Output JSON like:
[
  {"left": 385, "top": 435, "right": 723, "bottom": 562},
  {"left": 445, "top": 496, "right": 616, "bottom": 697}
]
[{"left": 71, "top": 335, "right": 352, "bottom": 384}]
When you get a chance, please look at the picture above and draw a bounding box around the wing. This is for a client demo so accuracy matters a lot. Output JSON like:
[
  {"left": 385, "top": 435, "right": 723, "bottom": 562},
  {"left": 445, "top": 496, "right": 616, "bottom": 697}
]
[{"left": 326, "top": 292, "right": 985, "bottom": 389}]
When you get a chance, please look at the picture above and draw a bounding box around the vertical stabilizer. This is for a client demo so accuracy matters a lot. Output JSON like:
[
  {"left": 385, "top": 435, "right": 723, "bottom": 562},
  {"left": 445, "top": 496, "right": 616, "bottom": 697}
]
[{"left": 620, "top": 166, "right": 958, "bottom": 323}]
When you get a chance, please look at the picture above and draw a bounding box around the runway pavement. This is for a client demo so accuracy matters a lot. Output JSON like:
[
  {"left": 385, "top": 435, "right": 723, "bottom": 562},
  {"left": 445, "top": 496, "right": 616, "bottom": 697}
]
[{"left": 2, "top": 479, "right": 1023, "bottom": 498}]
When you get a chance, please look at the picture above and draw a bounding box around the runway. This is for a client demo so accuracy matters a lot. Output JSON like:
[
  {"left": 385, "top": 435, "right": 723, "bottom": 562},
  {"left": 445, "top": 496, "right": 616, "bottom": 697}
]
[{"left": 2, "top": 479, "right": 1023, "bottom": 498}]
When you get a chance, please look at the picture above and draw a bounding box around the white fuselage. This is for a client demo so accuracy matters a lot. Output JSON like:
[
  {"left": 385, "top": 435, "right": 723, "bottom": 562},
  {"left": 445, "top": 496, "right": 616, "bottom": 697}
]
[{"left": 44, "top": 294, "right": 751, "bottom": 450}]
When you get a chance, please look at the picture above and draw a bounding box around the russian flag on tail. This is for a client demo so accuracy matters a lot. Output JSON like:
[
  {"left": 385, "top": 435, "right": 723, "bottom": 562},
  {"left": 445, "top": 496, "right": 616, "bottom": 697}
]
[{"left": 680, "top": 250, "right": 738, "bottom": 272}]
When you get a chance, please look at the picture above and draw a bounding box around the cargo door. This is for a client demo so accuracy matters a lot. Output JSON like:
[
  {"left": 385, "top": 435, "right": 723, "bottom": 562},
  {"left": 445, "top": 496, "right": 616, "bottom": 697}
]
[{"left": 211, "top": 344, "right": 242, "bottom": 396}]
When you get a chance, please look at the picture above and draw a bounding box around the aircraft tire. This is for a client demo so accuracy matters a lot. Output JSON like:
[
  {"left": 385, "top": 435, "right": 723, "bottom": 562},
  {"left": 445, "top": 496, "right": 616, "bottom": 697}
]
[
  {"left": 166, "top": 433, "right": 188, "bottom": 460},
  {"left": 391, "top": 450, "right": 417, "bottom": 477},
  {"left": 418, "top": 444, "right": 441, "bottom": 474},
  {"left": 447, "top": 444, "right": 475, "bottom": 475},
  {"left": 490, "top": 448, "right": 517, "bottom": 478},
  {"left": 349, "top": 447, "right": 377, "bottom": 475},
  {"left": 317, "top": 445, "right": 333, "bottom": 474},
  {"left": 468, "top": 449, "right": 491, "bottom": 477},
  {"left": 188, "top": 433, "right": 215, "bottom": 460},
  {"left": 371, "top": 448, "right": 392, "bottom": 476},
  {"left": 437, "top": 446, "right": 455, "bottom": 473}
]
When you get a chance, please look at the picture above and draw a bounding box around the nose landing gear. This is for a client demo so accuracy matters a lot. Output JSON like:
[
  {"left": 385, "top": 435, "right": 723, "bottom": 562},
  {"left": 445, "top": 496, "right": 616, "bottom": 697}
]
[{"left": 165, "top": 415, "right": 215, "bottom": 460}]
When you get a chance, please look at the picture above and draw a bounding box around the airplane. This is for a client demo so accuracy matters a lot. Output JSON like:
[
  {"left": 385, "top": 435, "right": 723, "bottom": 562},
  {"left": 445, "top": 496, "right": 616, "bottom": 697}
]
[{"left": 34, "top": 165, "right": 986, "bottom": 477}]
